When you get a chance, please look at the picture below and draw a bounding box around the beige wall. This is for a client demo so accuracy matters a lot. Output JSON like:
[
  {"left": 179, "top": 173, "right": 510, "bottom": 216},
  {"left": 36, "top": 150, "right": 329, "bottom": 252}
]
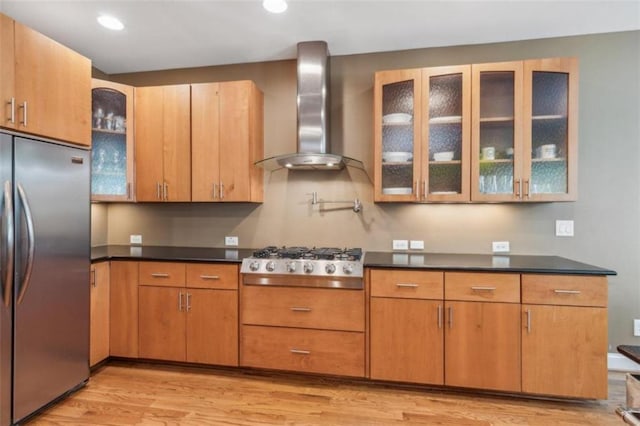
[{"left": 98, "top": 31, "right": 639, "bottom": 349}]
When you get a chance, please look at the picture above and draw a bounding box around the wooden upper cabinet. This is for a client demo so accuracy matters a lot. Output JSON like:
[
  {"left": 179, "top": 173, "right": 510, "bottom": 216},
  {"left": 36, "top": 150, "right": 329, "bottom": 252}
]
[
  {"left": 135, "top": 84, "right": 191, "bottom": 202},
  {"left": 374, "top": 69, "right": 422, "bottom": 202},
  {"left": 191, "top": 80, "right": 263, "bottom": 202},
  {"left": 1, "top": 14, "right": 91, "bottom": 146},
  {"left": 91, "top": 79, "right": 135, "bottom": 202}
]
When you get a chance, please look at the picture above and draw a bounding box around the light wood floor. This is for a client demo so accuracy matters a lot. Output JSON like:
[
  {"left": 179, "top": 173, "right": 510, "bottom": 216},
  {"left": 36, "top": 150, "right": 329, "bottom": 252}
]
[{"left": 25, "top": 361, "right": 626, "bottom": 425}]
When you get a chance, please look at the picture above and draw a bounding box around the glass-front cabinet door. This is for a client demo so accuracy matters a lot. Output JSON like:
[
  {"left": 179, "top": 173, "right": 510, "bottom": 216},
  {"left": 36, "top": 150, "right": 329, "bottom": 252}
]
[
  {"left": 374, "top": 69, "right": 422, "bottom": 202},
  {"left": 91, "top": 79, "right": 135, "bottom": 202},
  {"left": 422, "top": 65, "right": 471, "bottom": 202},
  {"left": 471, "top": 61, "right": 523, "bottom": 202},
  {"left": 523, "top": 58, "right": 578, "bottom": 201}
]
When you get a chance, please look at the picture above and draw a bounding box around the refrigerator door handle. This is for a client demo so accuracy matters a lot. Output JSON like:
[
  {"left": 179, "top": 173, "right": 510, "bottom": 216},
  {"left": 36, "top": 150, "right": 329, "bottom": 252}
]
[
  {"left": 16, "top": 183, "right": 35, "bottom": 304},
  {"left": 2, "top": 181, "right": 14, "bottom": 307}
]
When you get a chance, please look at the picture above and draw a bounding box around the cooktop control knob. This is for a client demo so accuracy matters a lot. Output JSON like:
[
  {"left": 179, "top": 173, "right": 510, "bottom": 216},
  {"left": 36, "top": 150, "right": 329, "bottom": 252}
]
[
  {"left": 287, "top": 262, "right": 297, "bottom": 273},
  {"left": 325, "top": 263, "right": 336, "bottom": 274},
  {"left": 249, "top": 261, "right": 260, "bottom": 272},
  {"left": 303, "top": 262, "right": 314, "bottom": 273},
  {"left": 265, "top": 261, "right": 276, "bottom": 272},
  {"left": 342, "top": 263, "right": 354, "bottom": 275}
]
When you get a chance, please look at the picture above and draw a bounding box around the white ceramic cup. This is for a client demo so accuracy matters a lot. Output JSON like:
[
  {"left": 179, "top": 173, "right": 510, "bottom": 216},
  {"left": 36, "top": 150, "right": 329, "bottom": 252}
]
[
  {"left": 537, "top": 144, "right": 557, "bottom": 159},
  {"left": 481, "top": 146, "right": 496, "bottom": 160}
]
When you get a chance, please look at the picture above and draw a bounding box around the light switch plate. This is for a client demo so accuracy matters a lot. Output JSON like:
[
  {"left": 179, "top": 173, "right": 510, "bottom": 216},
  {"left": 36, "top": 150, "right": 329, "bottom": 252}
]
[
  {"left": 130, "top": 234, "right": 142, "bottom": 245},
  {"left": 225, "top": 236, "right": 239, "bottom": 246},
  {"left": 392, "top": 240, "right": 409, "bottom": 250},
  {"left": 555, "top": 220, "right": 574, "bottom": 237},
  {"left": 492, "top": 241, "right": 510, "bottom": 253},
  {"left": 410, "top": 240, "right": 424, "bottom": 250}
]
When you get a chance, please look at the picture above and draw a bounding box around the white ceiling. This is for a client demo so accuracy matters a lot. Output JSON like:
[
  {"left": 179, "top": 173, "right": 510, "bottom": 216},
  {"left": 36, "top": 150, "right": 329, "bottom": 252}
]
[{"left": 1, "top": 0, "right": 638, "bottom": 74}]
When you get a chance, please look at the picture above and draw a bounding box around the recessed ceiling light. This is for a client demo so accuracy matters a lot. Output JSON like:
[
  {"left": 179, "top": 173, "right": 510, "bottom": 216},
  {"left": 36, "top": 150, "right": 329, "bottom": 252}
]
[
  {"left": 263, "top": 0, "right": 287, "bottom": 14},
  {"left": 97, "top": 14, "right": 124, "bottom": 31}
]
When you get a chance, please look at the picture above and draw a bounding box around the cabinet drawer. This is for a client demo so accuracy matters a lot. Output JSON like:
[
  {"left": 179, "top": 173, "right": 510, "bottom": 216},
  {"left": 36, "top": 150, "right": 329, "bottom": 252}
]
[
  {"left": 522, "top": 274, "right": 607, "bottom": 307},
  {"left": 139, "top": 262, "right": 186, "bottom": 287},
  {"left": 241, "top": 325, "right": 365, "bottom": 377},
  {"left": 445, "top": 272, "right": 520, "bottom": 303},
  {"left": 241, "top": 286, "right": 364, "bottom": 332},
  {"left": 370, "top": 269, "right": 443, "bottom": 299},
  {"left": 186, "top": 263, "right": 238, "bottom": 290}
]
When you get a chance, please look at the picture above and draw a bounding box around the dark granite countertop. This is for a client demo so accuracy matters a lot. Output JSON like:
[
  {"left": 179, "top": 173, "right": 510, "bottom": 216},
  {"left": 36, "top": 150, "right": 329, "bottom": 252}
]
[
  {"left": 364, "top": 251, "right": 616, "bottom": 276},
  {"left": 92, "top": 245, "right": 616, "bottom": 276}
]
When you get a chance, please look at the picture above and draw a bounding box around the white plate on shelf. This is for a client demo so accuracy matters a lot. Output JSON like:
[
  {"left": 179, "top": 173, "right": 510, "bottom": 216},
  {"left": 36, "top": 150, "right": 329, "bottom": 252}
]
[
  {"left": 383, "top": 113, "right": 412, "bottom": 124},
  {"left": 433, "top": 151, "right": 454, "bottom": 161},
  {"left": 383, "top": 151, "right": 413, "bottom": 162},
  {"left": 382, "top": 187, "right": 413, "bottom": 195},
  {"left": 429, "top": 115, "right": 462, "bottom": 124}
]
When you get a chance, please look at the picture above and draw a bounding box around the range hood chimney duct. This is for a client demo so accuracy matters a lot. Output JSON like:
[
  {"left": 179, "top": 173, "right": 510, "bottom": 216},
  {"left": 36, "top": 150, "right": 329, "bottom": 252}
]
[{"left": 255, "top": 41, "right": 363, "bottom": 171}]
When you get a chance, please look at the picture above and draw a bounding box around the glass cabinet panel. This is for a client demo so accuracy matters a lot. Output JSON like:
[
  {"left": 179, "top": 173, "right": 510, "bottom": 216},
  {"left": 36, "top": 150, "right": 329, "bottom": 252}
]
[
  {"left": 374, "top": 69, "right": 421, "bottom": 201},
  {"left": 424, "top": 65, "right": 470, "bottom": 202},
  {"left": 529, "top": 71, "right": 569, "bottom": 195},
  {"left": 91, "top": 79, "right": 134, "bottom": 202}
]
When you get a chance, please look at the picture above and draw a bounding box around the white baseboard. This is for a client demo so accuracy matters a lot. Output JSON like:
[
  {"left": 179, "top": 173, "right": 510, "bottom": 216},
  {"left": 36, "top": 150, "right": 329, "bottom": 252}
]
[{"left": 609, "top": 352, "right": 640, "bottom": 372}]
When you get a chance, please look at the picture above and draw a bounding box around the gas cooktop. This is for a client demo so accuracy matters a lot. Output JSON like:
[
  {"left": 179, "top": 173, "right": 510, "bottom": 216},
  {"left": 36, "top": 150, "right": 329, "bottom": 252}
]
[{"left": 240, "top": 246, "right": 364, "bottom": 278}]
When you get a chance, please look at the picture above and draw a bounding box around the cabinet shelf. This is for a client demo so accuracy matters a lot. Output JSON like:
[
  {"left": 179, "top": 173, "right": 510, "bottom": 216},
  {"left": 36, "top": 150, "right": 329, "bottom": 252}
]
[
  {"left": 532, "top": 157, "right": 566, "bottom": 163},
  {"left": 92, "top": 127, "right": 126, "bottom": 135},
  {"left": 532, "top": 114, "right": 565, "bottom": 121},
  {"left": 479, "top": 116, "right": 514, "bottom": 123},
  {"left": 382, "top": 161, "right": 413, "bottom": 166},
  {"left": 429, "top": 160, "right": 461, "bottom": 165},
  {"left": 429, "top": 116, "right": 462, "bottom": 125},
  {"left": 479, "top": 159, "right": 514, "bottom": 165}
]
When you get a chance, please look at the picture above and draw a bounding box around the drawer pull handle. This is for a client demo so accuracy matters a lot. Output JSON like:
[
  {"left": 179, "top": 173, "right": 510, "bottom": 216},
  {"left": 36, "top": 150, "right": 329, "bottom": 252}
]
[
  {"left": 437, "top": 305, "right": 443, "bottom": 329},
  {"left": 151, "top": 273, "right": 170, "bottom": 278},
  {"left": 471, "top": 286, "right": 496, "bottom": 291},
  {"left": 553, "top": 289, "right": 581, "bottom": 295},
  {"left": 290, "top": 307, "right": 312, "bottom": 312},
  {"left": 526, "top": 308, "right": 532, "bottom": 333},
  {"left": 200, "top": 275, "right": 220, "bottom": 280},
  {"left": 396, "top": 283, "right": 418, "bottom": 288},
  {"left": 290, "top": 349, "right": 310, "bottom": 355}
]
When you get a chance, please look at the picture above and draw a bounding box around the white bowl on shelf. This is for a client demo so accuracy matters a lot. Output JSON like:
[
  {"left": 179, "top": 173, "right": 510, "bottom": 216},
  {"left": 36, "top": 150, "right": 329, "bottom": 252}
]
[
  {"left": 382, "top": 187, "right": 413, "bottom": 195},
  {"left": 383, "top": 113, "right": 412, "bottom": 124},
  {"left": 433, "top": 151, "right": 454, "bottom": 161},
  {"left": 382, "top": 151, "right": 413, "bottom": 162}
]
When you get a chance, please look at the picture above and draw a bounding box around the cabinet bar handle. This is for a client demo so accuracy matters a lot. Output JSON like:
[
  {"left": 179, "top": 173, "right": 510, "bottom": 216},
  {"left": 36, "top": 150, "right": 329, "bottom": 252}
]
[
  {"left": 156, "top": 183, "right": 161, "bottom": 200},
  {"left": 526, "top": 308, "right": 532, "bottom": 333},
  {"left": 290, "top": 307, "right": 312, "bottom": 312},
  {"left": 150, "top": 273, "right": 169, "bottom": 278},
  {"left": 212, "top": 183, "right": 217, "bottom": 200},
  {"left": 437, "top": 305, "right": 443, "bottom": 329},
  {"left": 163, "top": 182, "right": 168, "bottom": 201},
  {"left": 553, "top": 289, "right": 581, "bottom": 295},
  {"left": 200, "top": 275, "right": 220, "bottom": 280},
  {"left": 396, "top": 283, "right": 418, "bottom": 288},
  {"left": 422, "top": 180, "right": 427, "bottom": 199},
  {"left": 7, "top": 98, "right": 15, "bottom": 124},
  {"left": 220, "top": 182, "right": 224, "bottom": 200},
  {"left": 178, "top": 292, "right": 183, "bottom": 312},
  {"left": 414, "top": 180, "right": 419, "bottom": 201},
  {"left": 471, "top": 286, "right": 496, "bottom": 291},
  {"left": 448, "top": 306, "right": 453, "bottom": 328},
  {"left": 515, "top": 178, "right": 521, "bottom": 198},
  {"left": 126, "top": 182, "right": 132, "bottom": 200},
  {"left": 19, "top": 101, "right": 27, "bottom": 126},
  {"left": 524, "top": 179, "right": 530, "bottom": 198},
  {"left": 290, "top": 349, "right": 311, "bottom": 355},
  {"left": 186, "top": 292, "right": 191, "bottom": 312},
  {"left": 90, "top": 268, "right": 96, "bottom": 287}
]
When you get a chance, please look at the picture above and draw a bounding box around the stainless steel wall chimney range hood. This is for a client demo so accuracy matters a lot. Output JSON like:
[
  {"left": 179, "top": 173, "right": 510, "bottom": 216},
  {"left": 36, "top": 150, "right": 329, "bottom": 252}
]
[{"left": 255, "top": 41, "right": 364, "bottom": 171}]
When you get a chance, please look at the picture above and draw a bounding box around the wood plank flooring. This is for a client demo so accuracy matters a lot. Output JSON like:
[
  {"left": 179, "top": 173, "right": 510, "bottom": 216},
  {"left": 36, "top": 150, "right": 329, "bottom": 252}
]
[{"left": 25, "top": 361, "right": 626, "bottom": 425}]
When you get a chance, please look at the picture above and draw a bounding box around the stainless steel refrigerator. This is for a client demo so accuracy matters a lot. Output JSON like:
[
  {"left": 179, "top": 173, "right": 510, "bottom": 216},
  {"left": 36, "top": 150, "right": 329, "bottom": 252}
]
[{"left": 0, "top": 132, "right": 90, "bottom": 425}]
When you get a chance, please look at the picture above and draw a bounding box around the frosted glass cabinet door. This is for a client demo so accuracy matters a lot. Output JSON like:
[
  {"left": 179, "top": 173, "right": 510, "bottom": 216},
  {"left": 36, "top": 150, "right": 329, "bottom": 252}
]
[
  {"left": 374, "top": 69, "right": 422, "bottom": 202},
  {"left": 423, "top": 65, "right": 471, "bottom": 202},
  {"left": 523, "top": 58, "right": 578, "bottom": 201},
  {"left": 471, "top": 61, "right": 523, "bottom": 202},
  {"left": 91, "top": 79, "right": 135, "bottom": 202}
]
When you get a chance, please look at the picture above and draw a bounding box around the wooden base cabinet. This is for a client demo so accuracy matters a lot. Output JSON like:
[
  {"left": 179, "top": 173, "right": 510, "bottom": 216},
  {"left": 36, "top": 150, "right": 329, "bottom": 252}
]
[
  {"left": 443, "top": 272, "right": 521, "bottom": 392},
  {"left": 138, "top": 262, "right": 239, "bottom": 366},
  {"left": 521, "top": 274, "right": 608, "bottom": 399},
  {"left": 1, "top": 13, "right": 91, "bottom": 146},
  {"left": 109, "top": 261, "right": 139, "bottom": 358},
  {"left": 90, "top": 262, "right": 110, "bottom": 366},
  {"left": 369, "top": 269, "right": 444, "bottom": 384}
]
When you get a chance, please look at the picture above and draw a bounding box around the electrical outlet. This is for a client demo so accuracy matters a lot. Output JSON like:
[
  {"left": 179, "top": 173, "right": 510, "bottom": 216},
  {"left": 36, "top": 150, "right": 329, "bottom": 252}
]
[
  {"left": 410, "top": 240, "right": 424, "bottom": 250},
  {"left": 555, "top": 220, "right": 574, "bottom": 237},
  {"left": 130, "top": 234, "right": 142, "bottom": 245},
  {"left": 492, "top": 241, "right": 510, "bottom": 253},
  {"left": 225, "top": 236, "right": 239, "bottom": 246},
  {"left": 392, "top": 240, "right": 409, "bottom": 250},
  {"left": 634, "top": 319, "right": 640, "bottom": 337}
]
